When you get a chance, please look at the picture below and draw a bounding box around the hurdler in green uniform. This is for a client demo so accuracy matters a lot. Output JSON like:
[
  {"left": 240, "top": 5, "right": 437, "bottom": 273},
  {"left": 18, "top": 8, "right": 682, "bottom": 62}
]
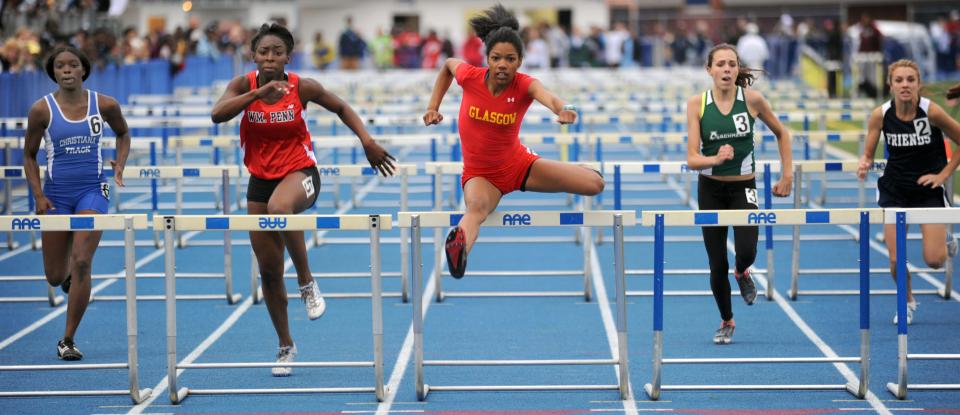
[
  {"left": 685, "top": 44, "right": 793, "bottom": 345},
  {"left": 698, "top": 86, "right": 756, "bottom": 176}
]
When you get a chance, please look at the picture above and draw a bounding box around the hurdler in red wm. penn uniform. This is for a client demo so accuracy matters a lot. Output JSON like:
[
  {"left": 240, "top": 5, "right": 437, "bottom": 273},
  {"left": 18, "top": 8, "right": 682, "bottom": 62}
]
[
  {"left": 240, "top": 71, "right": 317, "bottom": 180},
  {"left": 455, "top": 62, "right": 539, "bottom": 194}
]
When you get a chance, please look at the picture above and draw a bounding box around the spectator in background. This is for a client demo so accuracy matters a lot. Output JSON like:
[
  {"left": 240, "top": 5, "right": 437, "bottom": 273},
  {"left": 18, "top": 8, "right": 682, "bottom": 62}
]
[
  {"left": 588, "top": 26, "right": 605, "bottom": 67},
  {"left": 394, "top": 24, "right": 420, "bottom": 69},
  {"left": 369, "top": 28, "right": 392, "bottom": 70},
  {"left": 1, "top": 39, "right": 21, "bottom": 72},
  {"left": 338, "top": 16, "right": 365, "bottom": 70},
  {"left": 737, "top": 23, "right": 769, "bottom": 71},
  {"left": 670, "top": 21, "right": 690, "bottom": 66},
  {"left": 932, "top": 16, "right": 953, "bottom": 77},
  {"left": 462, "top": 26, "right": 484, "bottom": 67},
  {"left": 310, "top": 31, "right": 333, "bottom": 70},
  {"left": 857, "top": 14, "right": 883, "bottom": 97},
  {"left": 568, "top": 26, "right": 592, "bottom": 68},
  {"left": 195, "top": 22, "right": 220, "bottom": 60},
  {"left": 420, "top": 29, "right": 443, "bottom": 69},
  {"left": 440, "top": 30, "right": 455, "bottom": 61},
  {"left": 946, "top": 10, "right": 960, "bottom": 70},
  {"left": 824, "top": 18, "right": 843, "bottom": 62},
  {"left": 524, "top": 25, "right": 549, "bottom": 69},
  {"left": 604, "top": 22, "right": 629, "bottom": 67},
  {"left": 546, "top": 23, "right": 569, "bottom": 68}
]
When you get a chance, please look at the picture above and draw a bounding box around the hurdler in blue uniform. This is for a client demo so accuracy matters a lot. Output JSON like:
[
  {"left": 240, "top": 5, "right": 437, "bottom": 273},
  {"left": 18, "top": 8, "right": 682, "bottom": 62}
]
[
  {"left": 22, "top": 46, "right": 131, "bottom": 361},
  {"left": 41, "top": 87, "right": 110, "bottom": 214}
]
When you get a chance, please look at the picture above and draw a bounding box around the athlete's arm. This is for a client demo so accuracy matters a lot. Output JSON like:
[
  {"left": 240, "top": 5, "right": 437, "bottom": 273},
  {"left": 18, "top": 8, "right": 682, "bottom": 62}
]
[
  {"left": 300, "top": 78, "right": 396, "bottom": 176},
  {"left": 918, "top": 102, "right": 960, "bottom": 188},
  {"left": 423, "top": 58, "right": 462, "bottom": 126},
  {"left": 747, "top": 89, "right": 792, "bottom": 197},
  {"left": 99, "top": 94, "right": 130, "bottom": 187},
  {"left": 528, "top": 80, "right": 576, "bottom": 124},
  {"left": 211, "top": 75, "right": 289, "bottom": 124},
  {"left": 23, "top": 99, "right": 52, "bottom": 214},
  {"left": 685, "top": 94, "right": 730, "bottom": 170},
  {"left": 857, "top": 107, "right": 884, "bottom": 181}
]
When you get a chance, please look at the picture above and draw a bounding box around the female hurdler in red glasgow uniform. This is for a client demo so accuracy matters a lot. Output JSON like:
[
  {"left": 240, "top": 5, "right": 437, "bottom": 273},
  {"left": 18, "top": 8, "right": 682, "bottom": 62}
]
[{"left": 423, "top": 5, "right": 604, "bottom": 279}]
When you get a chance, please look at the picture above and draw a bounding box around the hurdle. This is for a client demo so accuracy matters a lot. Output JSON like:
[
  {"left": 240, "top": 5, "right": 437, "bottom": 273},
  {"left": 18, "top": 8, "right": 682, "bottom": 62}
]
[
  {"left": 0, "top": 214, "right": 152, "bottom": 403},
  {"left": 398, "top": 210, "right": 633, "bottom": 400},
  {"left": 240, "top": 164, "right": 419, "bottom": 303},
  {"left": 640, "top": 208, "right": 878, "bottom": 400},
  {"left": 159, "top": 214, "right": 388, "bottom": 403},
  {"left": 886, "top": 207, "right": 960, "bottom": 399},
  {"left": 0, "top": 164, "right": 243, "bottom": 305},
  {"left": 788, "top": 162, "right": 952, "bottom": 300},
  {"left": 421, "top": 162, "right": 602, "bottom": 301}
]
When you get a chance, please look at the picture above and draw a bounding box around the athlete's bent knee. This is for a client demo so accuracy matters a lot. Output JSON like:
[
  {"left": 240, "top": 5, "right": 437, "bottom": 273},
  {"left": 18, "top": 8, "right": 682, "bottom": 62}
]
[
  {"left": 924, "top": 254, "right": 946, "bottom": 270},
  {"left": 266, "top": 200, "right": 294, "bottom": 215},
  {"left": 584, "top": 175, "right": 605, "bottom": 196}
]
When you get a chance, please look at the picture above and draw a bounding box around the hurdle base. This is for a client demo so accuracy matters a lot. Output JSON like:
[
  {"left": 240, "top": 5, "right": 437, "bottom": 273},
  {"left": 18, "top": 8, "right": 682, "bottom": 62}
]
[
  {"left": 171, "top": 387, "right": 189, "bottom": 404},
  {"left": 176, "top": 386, "right": 379, "bottom": 403},
  {"left": 648, "top": 383, "right": 850, "bottom": 392},
  {"left": 643, "top": 383, "right": 660, "bottom": 400},
  {"left": 133, "top": 388, "right": 153, "bottom": 404},
  {"left": 424, "top": 383, "right": 619, "bottom": 394},
  {"left": 91, "top": 293, "right": 243, "bottom": 302},
  {"left": 0, "top": 295, "right": 64, "bottom": 305},
  {"left": 888, "top": 382, "right": 960, "bottom": 397},
  {"left": 0, "top": 389, "right": 143, "bottom": 397},
  {"left": 845, "top": 381, "right": 865, "bottom": 398}
]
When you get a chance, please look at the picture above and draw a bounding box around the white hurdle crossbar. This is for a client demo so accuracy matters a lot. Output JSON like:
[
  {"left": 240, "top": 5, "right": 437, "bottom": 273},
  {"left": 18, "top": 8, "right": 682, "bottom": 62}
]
[
  {"left": 0, "top": 214, "right": 152, "bottom": 402},
  {"left": 398, "top": 210, "right": 634, "bottom": 400},
  {"left": 422, "top": 162, "right": 601, "bottom": 301},
  {"left": 159, "top": 214, "right": 388, "bottom": 403},
  {"left": 641, "top": 208, "right": 880, "bottom": 400},
  {"left": 242, "top": 164, "right": 419, "bottom": 304},
  {"left": 886, "top": 207, "right": 960, "bottom": 399},
  {"left": 0, "top": 165, "right": 244, "bottom": 305}
]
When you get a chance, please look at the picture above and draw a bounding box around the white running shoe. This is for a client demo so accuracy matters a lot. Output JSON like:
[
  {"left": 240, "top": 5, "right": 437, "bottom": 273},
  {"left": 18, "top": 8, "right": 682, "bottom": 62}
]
[
  {"left": 272, "top": 344, "right": 297, "bottom": 377},
  {"left": 893, "top": 301, "right": 917, "bottom": 325},
  {"left": 299, "top": 281, "right": 326, "bottom": 320}
]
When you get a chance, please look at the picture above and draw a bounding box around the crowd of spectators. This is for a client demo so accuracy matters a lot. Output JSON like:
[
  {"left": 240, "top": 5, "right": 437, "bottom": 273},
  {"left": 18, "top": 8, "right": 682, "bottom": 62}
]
[{"left": 3, "top": 2, "right": 960, "bottom": 82}]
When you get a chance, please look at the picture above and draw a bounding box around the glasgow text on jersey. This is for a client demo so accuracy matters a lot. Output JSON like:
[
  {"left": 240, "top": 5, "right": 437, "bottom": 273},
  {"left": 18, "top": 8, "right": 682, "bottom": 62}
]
[{"left": 468, "top": 106, "right": 517, "bottom": 126}]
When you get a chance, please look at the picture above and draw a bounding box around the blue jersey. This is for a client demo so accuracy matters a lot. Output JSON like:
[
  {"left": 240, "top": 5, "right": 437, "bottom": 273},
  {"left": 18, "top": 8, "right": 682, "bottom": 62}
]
[{"left": 43, "top": 90, "right": 105, "bottom": 185}]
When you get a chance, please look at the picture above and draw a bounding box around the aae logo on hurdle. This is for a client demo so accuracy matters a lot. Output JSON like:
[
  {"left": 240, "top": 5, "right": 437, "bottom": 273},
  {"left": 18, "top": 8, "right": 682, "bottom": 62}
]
[
  {"left": 139, "top": 168, "right": 161, "bottom": 178},
  {"left": 747, "top": 212, "right": 777, "bottom": 224},
  {"left": 10, "top": 217, "right": 41, "bottom": 230},
  {"left": 317, "top": 167, "right": 341, "bottom": 176},
  {"left": 502, "top": 213, "right": 532, "bottom": 226},
  {"left": 258, "top": 217, "right": 288, "bottom": 229}
]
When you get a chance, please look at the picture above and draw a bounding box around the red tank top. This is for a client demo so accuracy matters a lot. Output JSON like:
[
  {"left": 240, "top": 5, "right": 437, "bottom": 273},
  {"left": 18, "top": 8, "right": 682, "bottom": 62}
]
[
  {"left": 455, "top": 63, "right": 535, "bottom": 175},
  {"left": 239, "top": 71, "right": 316, "bottom": 180}
]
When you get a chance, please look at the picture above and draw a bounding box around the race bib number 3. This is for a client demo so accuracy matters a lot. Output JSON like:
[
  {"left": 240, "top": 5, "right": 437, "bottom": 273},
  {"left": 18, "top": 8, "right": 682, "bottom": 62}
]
[{"left": 732, "top": 112, "right": 751, "bottom": 134}]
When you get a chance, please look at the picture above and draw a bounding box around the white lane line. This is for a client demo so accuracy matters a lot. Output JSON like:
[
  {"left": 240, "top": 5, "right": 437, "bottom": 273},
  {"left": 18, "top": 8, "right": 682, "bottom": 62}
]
[
  {"left": 588, "top": 237, "right": 638, "bottom": 414},
  {"left": 128, "top": 174, "right": 387, "bottom": 415}
]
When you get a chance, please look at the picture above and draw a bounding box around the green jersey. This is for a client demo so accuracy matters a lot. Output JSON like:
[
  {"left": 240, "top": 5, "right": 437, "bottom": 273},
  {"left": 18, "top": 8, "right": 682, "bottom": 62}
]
[{"left": 698, "top": 86, "right": 756, "bottom": 176}]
